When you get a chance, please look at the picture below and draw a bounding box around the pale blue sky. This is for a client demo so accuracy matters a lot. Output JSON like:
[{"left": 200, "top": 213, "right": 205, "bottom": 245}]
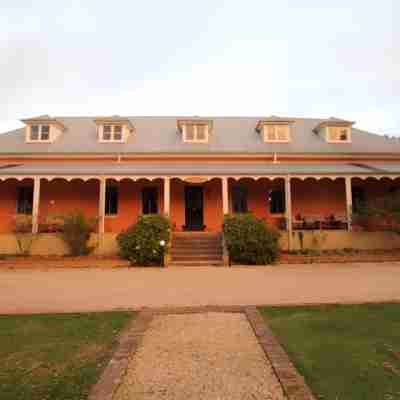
[{"left": 0, "top": 0, "right": 399, "bottom": 135}]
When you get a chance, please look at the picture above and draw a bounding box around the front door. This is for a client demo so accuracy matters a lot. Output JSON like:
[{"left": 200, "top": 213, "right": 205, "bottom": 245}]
[{"left": 185, "top": 186, "right": 204, "bottom": 230}]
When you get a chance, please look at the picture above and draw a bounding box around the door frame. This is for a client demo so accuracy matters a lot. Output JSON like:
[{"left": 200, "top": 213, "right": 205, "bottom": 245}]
[{"left": 184, "top": 185, "right": 205, "bottom": 231}]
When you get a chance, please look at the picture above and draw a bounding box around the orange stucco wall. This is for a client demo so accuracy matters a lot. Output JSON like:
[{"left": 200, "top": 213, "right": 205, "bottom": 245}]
[
  {"left": 0, "top": 179, "right": 33, "bottom": 233},
  {"left": 170, "top": 178, "right": 223, "bottom": 231},
  {"left": 0, "top": 176, "right": 399, "bottom": 234},
  {"left": 40, "top": 179, "right": 99, "bottom": 223},
  {"left": 227, "top": 178, "right": 286, "bottom": 228},
  {"left": 291, "top": 178, "right": 347, "bottom": 219}
]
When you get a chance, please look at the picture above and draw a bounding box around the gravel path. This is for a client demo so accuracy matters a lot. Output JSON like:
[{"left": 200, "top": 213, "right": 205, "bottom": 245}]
[
  {"left": 113, "top": 312, "right": 285, "bottom": 400},
  {"left": 2, "top": 263, "right": 400, "bottom": 314}
]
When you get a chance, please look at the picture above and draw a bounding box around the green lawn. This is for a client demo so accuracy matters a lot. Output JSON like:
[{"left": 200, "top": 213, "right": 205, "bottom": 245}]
[
  {"left": 0, "top": 312, "right": 133, "bottom": 400},
  {"left": 260, "top": 304, "right": 400, "bottom": 400}
]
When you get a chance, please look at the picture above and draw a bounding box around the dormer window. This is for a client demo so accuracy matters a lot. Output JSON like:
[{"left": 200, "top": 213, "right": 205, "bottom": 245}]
[
  {"left": 30, "top": 125, "right": 50, "bottom": 141},
  {"left": 256, "top": 118, "right": 294, "bottom": 143},
  {"left": 94, "top": 117, "right": 134, "bottom": 143},
  {"left": 264, "top": 125, "right": 290, "bottom": 142},
  {"left": 183, "top": 124, "right": 208, "bottom": 143},
  {"left": 327, "top": 126, "right": 351, "bottom": 143},
  {"left": 177, "top": 119, "right": 212, "bottom": 143},
  {"left": 314, "top": 118, "right": 354, "bottom": 143},
  {"left": 101, "top": 125, "right": 124, "bottom": 142},
  {"left": 22, "top": 117, "right": 65, "bottom": 143}
]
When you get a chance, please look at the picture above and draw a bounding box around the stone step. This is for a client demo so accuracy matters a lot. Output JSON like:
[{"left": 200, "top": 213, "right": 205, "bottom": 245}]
[
  {"left": 172, "top": 244, "right": 222, "bottom": 250},
  {"left": 173, "top": 232, "right": 221, "bottom": 237},
  {"left": 171, "top": 249, "right": 222, "bottom": 256},
  {"left": 171, "top": 254, "right": 223, "bottom": 261},
  {"left": 169, "top": 260, "right": 224, "bottom": 267},
  {"left": 172, "top": 238, "right": 221, "bottom": 243},
  {"left": 170, "top": 232, "right": 223, "bottom": 267}
]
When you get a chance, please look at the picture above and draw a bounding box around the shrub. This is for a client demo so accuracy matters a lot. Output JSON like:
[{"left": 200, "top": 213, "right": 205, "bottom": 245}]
[
  {"left": 12, "top": 215, "right": 36, "bottom": 256},
  {"left": 60, "top": 212, "right": 96, "bottom": 256},
  {"left": 117, "top": 214, "right": 171, "bottom": 266},
  {"left": 13, "top": 215, "right": 32, "bottom": 233},
  {"left": 223, "top": 213, "right": 280, "bottom": 265}
]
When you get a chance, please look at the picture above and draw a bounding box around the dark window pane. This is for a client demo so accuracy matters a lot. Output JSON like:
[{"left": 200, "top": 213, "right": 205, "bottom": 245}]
[
  {"left": 105, "top": 185, "right": 118, "bottom": 215},
  {"left": 103, "top": 125, "right": 112, "bottom": 141},
  {"left": 142, "top": 188, "right": 158, "bottom": 214},
  {"left": 17, "top": 186, "right": 33, "bottom": 214},
  {"left": 269, "top": 190, "right": 285, "bottom": 214},
  {"left": 352, "top": 187, "right": 366, "bottom": 213},
  {"left": 41, "top": 125, "right": 50, "bottom": 140},
  {"left": 185, "top": 125, "right": 194, "bottom": 141},
  {"left": 232, "top": 186, "right": 248, "bottom": 213},
  {"left": 114, "top": 125, "right": 122, "bottom": 141},
  {"left": 30, "top": 125, "right": 39, "bottom": 141}
]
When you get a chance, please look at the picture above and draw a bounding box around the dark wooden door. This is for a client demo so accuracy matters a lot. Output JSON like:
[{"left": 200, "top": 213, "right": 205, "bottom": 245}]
[{"left": 185, "top": 186, "right": 204, "bottom": 230}]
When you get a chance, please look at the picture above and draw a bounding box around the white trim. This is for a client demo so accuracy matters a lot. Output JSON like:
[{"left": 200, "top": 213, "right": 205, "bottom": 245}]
[
  {"left": 98, "top": 124, "right": 127, "bottom": 143},
  {"left": 32, "top": 177, "right": 41, "bottom": 234},
  {"left": 326, "top": 126, "right": 352, "bottom": 143},
  {"left": 26, "top": 124, "right": 53, "bottom": 143},
  {"left": 263, "top": 125, "right": 290, "bottom": 143},
  {"left": 182, "top": 124, "right": 209, "bottom": 143}
]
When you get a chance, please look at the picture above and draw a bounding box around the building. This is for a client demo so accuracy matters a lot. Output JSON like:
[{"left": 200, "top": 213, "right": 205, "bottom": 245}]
[{"left": 0, "top": 115, "right": 400, "bottom": 260}]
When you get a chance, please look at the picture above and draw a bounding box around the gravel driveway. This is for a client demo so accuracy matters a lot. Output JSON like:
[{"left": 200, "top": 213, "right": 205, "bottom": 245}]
[{"left": 113, "top": 312, "right": 285, "bottom": 400}]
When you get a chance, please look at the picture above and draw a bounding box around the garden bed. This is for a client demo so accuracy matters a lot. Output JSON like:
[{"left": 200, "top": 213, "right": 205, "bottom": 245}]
[
  {"left": 279, "top": 249, "right": 400, "bottom": 264},
  {"left": 0, "top": 255, "right": 130, "bottom": 269}
]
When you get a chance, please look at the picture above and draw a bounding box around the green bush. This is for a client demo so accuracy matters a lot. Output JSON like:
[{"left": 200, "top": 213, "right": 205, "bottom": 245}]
[
  {"left": 60, "top": 212, "right": 96, "bottom": 256},
  {"left": 117, "top": 214, "right": 171, "bottom": 266},
  {"left": 223, "top": 213, "right": 280, "bottom": 265}
]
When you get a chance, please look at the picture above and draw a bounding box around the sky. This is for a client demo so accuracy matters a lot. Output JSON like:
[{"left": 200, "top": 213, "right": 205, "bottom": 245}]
[{"left": 0, "top": 0, "right": 399, "bottom": 135}]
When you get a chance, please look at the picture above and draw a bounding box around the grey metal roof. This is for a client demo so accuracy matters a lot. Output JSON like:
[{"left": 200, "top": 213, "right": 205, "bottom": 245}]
[
  {"left": 0, "top": 116, "right": 399, "bottom": 155},
  {"left": 0, "top": 162, "right": 399, "bottom": 177}
]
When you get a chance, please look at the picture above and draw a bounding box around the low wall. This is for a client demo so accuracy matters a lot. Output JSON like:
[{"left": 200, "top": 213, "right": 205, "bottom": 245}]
[
  {"left": 0, "top": 233, "right": 118, "bottom": 256},
  {"left": 1, "top": 230, "right": 400, "bottom": 257},
  {"left": 280, "top": 230, "right": 400, "bottom": 251}
]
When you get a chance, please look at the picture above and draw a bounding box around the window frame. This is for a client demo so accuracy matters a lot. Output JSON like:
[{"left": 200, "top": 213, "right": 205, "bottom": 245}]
[
  {"left": 29, "top": 124, "right": 52, "bottom": 142},
  {"left": 263, "top": 124, "right": 290, "bottom": 143},
  {"left": 142, "top": 187, "right": 159, "bottom": 215},
  {"left": 100, "top": 124, "right": 125, "bottom": 143},
  {"left": 231, "top": 185, "right": 248, "bottom": 214},
  {"left": 268, "top": 189, "right": 285, "bottom": 215},
  {"left": 183, "top": 124, "right": 209, "bottom": 143},
  {"left": 16, "top": 186, "right": 34, "bottom": 215},
  {"left": 105, "top": 184, "right": 119, "bottom": 216},
  {"left": 326, "top": 126, "right": 351, "bottom": 143}
]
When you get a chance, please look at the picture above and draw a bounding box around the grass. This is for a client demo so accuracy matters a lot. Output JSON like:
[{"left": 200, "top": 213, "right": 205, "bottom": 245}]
[
  {"left": 0, "top": 312, "right": 134, "bottom": 400},
  {"left": 260, "top": 304, "right": 400, "bottom": 400}
]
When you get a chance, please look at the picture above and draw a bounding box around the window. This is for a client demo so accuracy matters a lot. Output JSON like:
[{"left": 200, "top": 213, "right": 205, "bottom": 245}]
[
  {"left": 114, "top": 125, "right": 122, "bottom": 141},
  {"left": 105, "top": 185, "right": 118, "bottom": 215},
  {"left": 16, "top": 186, "right": 33, "bottom": 214},
  {"left": 232, "top": 186, "right": 248, "bottom": 213},
  {"left": 183, "top": 124, "right": 209, "bottom": 143},
  {"left": 352, "top": 187, "right": 366, "bottom": 213},
  {"left": 30, "top": 125, "right": 51, "bottom": 142},
  {"left": 328, "top": 126, "right": 350, "bottom": 142},
  {"left": 263, "top": 125, "right": 290, "bottom": 142},
  {"left": 102, "top": 125, "right": 124, "bottom": 142},
  {"left": 142, "top": 188, "right": 158, "bottom": 214},
  {"left": 269, "top": 189, "right": 285, "bottom": 214}
]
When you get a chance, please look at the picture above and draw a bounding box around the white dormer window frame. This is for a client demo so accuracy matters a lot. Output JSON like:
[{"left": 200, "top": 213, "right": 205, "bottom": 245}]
[
  {"left": 182, "top": 124, "right": 209, "bottom": 143},
  {"left": 27, "top": 124, "right": 52, "bottom": 143},
  {"left": 326, "top": 126, "right": 351, "bottom": 143},
  {"left": 99, "top": 124, "right": 124, "bottom": 143},
  {"left": 263, "top": 124, "right": 290, "bottom": 143}
]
